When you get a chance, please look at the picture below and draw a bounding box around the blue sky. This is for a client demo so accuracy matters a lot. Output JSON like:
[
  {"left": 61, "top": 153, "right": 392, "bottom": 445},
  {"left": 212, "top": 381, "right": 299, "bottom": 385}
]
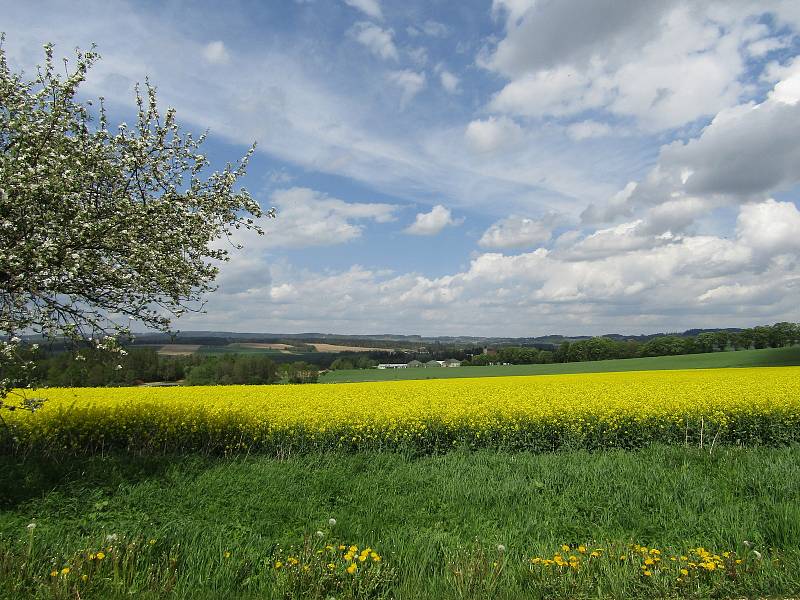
[{"left": 4, "top": 0, "right": 800, "bottom": 335}]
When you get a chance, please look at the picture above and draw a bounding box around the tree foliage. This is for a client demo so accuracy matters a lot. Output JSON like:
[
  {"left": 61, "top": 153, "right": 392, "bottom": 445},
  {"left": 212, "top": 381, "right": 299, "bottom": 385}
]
[{"left": 0, "top": 39, "right": 269, "bottom": 401}]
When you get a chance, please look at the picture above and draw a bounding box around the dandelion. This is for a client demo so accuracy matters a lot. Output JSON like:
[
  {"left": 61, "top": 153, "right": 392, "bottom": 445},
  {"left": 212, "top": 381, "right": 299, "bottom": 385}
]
[
  {"left": 346, "top": 563, "right": 357, "bottom": 574},
  {"left": 105, "top": 534, "right": 118, "bottom": 542},
  {"left": 96, "top": 551, "right": 105, "bottom": 560},
  {"left": 223, "top": 551, "right": 231, "bottom": 559},
  {"left": 753, "top": 551, "right": 762, "bottom": 560},
  {"left": 680, "top": 569, "right": 689, "bottom": 576},
  {"left": 60, "top": 567, "right": 70, "bottom": 575},
  {"left": 743, "top": 540, "right": 753, "bottom": 548},
  {"left": 315, "top": 530, "right": 325, "bottom": 538},
  {"left": 81, "top": 574, "right": 88, "bottom": 582},
  {"left": 26, "top": 522, "right": 36, "bottom": 530},
  {"left": 50, "top": 570, "right": 58, "bottom": 577},
  {"left": 149, "top": 539, "right": 156, "bottom": 545},
  {"left": 497, "top": 544, "right": 506, "bottom": 553},
  {"left": 328, "top": 518, "right": 337, "bottom": 526},
  {"left": 274, "top": 561, "right": 283, "bottom": 569}
]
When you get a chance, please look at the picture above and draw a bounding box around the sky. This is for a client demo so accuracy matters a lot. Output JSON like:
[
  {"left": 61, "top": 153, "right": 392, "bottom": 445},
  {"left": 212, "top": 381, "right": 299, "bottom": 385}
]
[{"left": 4, "top": 0, "right": 800, "bottom": 336}]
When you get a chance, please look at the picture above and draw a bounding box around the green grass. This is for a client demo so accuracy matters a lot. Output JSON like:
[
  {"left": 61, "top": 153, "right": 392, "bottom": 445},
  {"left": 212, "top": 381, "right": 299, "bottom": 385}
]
[
  {"left": 2, "top": 446, "right": 800, "bottom": 598},
  {"left": 320, "top": 346, "right": 800, "bottom": 382}
]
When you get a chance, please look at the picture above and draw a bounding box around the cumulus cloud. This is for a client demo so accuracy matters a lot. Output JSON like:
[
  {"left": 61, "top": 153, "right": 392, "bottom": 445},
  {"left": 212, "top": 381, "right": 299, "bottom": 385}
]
[
  {"left": 479, "top": 214, "right": 559, "bottom": 249},
  {"left": 193, "top": 199, "right": 800, "bottom": 335},
  {"left": 343, "top": 0, "right": 382, "bottom": 20},
  {"left": 202, "top": 40, "right": 230, "bottom": 65},
  {"left": 404, "top": 204, "right": 462, "bottom": 235},
  {"left": 256, "top": 187, "right": 398, "bottom": 249},
  {"left": 439, "top": 69, "right": 460, "bottom": 93},
  {"left": 348, "top": 22, "right": 397, "bottom": 60},
  {"left": 464, "top": 116, "right": 523, "bottom": 153},
  {"left": 567, "top": 120, "right": 612, "bottom": 140},
  {"left": 387, "top": 69, "right": 426, "bottom": 107},
  {"left": 482, "top": 1, "right": 773, "bottom": 130}
]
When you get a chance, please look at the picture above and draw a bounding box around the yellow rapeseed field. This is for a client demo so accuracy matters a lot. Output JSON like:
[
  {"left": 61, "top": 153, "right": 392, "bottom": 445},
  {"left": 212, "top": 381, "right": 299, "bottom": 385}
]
[{"left": 3, "top": 367, "right": 799, "bottom": 454}]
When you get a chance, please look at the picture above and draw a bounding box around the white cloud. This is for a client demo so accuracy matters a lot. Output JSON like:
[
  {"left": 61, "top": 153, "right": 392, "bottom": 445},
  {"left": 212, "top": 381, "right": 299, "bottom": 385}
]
[
  {"left": 439, "top": 69, "right": 460, "bottom": 93},
  {"left": 348, "top": 22, "right": 397, "bottom": 61},
  {"left": 464, "top": 116, "right": 523, "bottom": 153},
  {"left": 202, "top": 40, "right": 230, "bottom": 65},
  {"left": 256, "top": 187, "right": 398, "bottom": 249},
  {"left": 194, "top": 199, "right": 800, "bottom": 335},
  {"left": 387, "top": 69, "right": 426, "bottom": 107},
  {"left": 343, "top": 0, "right": 382, "bottom": 20},
  {"left": 479, "top": 214, "right": 558, "bottom": 249},
  {"left": 404, "top": 204, "right": 462, "bottom": 235},
  {"left": 736, "top": 199, "right": 800, "bottom": 257},
  {"left": 484, "top": 1, "right": 755, "bottom": 131},
  {"left": 566, "top": 120, "right": 613, "bottom": 140}
]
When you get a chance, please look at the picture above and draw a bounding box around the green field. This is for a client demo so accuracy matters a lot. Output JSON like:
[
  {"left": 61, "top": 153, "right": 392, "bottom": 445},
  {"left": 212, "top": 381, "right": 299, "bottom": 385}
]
[
  {"left": 320, "top": 345, "right": 800, "bottom": 382},
  {"left": 2, "top": 446, "right": 799, "bottom": 599}
]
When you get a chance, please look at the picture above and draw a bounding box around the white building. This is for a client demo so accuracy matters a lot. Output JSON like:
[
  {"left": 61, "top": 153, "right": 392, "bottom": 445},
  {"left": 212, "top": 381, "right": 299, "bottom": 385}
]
[{"left": 377, "top": 363, "right": 408, "bottom": 369}]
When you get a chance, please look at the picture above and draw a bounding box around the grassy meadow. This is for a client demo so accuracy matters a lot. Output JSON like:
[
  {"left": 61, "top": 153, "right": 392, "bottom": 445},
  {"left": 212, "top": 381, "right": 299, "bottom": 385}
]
[
  {"left": 2, "top": 446, "right": 800, "bottom": 599},
  {"left": 320, "top": 345, "right": 800, "bottom": 382}
]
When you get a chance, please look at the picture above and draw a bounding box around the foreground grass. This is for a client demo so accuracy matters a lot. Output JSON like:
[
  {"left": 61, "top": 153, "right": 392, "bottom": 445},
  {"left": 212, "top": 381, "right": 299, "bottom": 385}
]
[
  {"left": 2, "top": 446, "right": 800, "bottom": 598},
  {"left": 320, "top": 346, "right": 800, "bottom": 382}
]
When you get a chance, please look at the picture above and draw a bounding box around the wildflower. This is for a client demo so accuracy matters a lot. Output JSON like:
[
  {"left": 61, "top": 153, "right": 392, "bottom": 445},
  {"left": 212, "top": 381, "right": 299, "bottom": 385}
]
[
  {"left": 316, "top": 530, "right": 325, "bottom": 538},
  {"left": 561, "top": 544, "right": 570, "bottom": 552},
  {"left": 753, "top": 551, "right": 762, "bottom": 560},
  {"left": 105, "top": 534, "right": 118, "bottom": 542},
  {"left": 26, "top": 522, "right": 36, "bottom": 530},
  {"left": 577, "top": 545, "right": 586, "bottom": 554},
  {"left": 274, "top": 561, "right": 283, "bottom": 569},
  {"left": 149, "top": 539, "right": 156, "bottom": 545},
  {"left": 680, "top": 569, "right": 688, "bottom": 576},
  {"left": 81, "top": 574, "right": 88, "bottom": 582},
  {"left": 349, "top": 545, "right": 358, "bottom": 553},
  {"left": 590, "top": 551, "right": 600, "bottom": 558},
  {"left": 346, "top": 563, "right": 357, "bottom": 574},
  {"left": 50, "top": 571, "right": 58, "bottom": 577},
  {"left": 338, "top": 545, "right": 346, "bottom": 550},
  {"left": 61, "top": 567, "right": 70, "bottom": 575},
  {"left": 327, "top": 563, "right": 336, "bottom": 569},
  {"left": 328, "top": 518, "right": 337, "bottom": 526},
  {"left": 497, "top": 544, "right": 506, "bottom": 553},
  {"left": 743, "top": 540, "right": 752, "bottom": 548},
  {"left": 96, "top": 552, "right": 105, "bottom": 560},
  {"left": 643, "top": 570, "right": 652, "bottom": 576},
  {"left": 223, "top": 551, "right": 231, "bottom": 559}
]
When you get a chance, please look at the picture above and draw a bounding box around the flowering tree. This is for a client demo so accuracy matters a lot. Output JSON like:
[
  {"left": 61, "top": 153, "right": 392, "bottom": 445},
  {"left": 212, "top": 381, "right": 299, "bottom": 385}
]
[{"left": 0, "top": 38, "right": 271, "bottom": 404}]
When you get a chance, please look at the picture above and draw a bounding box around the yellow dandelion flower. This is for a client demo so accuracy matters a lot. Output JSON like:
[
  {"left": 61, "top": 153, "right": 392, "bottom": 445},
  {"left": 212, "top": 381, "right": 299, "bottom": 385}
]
[
  {"left": 96, "top": 552, "right": 105, "bottom": 560},
  {"left": 338, "top": 545, "right": 346, "bottom": 550},
  {"left": 81, "top": 574, "right": 88, "bottom": 582},
  {"left": 349, "top": 545, "right": 358, "bottom": 553},
  {"left": 327, "top": 563, "right": 336, "bottom": 569},
  {"left": 358, "top": 555, "right": 367, "bottom": 562},
  {"left": 561, "top": 544, "right": 570, "bottom": 552},
  {"left": 643, "top": 570, "right": 652, "bottom": 576},
  {"left": 274, "top": 561, "right": 283, "bottom": 569},
  {"left": 578, "top": 545, "right": 586, "bottom": 554},
  {"left": 644, "top": 558, "right": 654, "bottom": 566},
  {"left": 149, "top": 539, "right": 156, "bottom": 545},
  {"left": 223, "top": 551, "right": 231, "bottom": 559},
  {"left": 590, "top": 551, "right": 600, "bottom": 558},
  {"left": 60, "top": 567, "right": 70, "bottom": 575},
  {"left": 680, "top": 569, "right": 688, "bottom": 576},
  {"left": 50, "top": 571, "right": 58, "bottom": 577},
  {"left": 346, "top": 563, "right": 357, "bottom": 574}
]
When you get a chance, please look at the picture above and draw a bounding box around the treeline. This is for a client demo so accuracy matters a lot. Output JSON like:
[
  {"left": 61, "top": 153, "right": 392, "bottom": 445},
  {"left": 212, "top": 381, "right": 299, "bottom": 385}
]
[
  {"left": 31, "top": 349, "right": 319, "bottom": 387},
  {"left": 462, "top": 322, "right": 800, "bottom": 366}
]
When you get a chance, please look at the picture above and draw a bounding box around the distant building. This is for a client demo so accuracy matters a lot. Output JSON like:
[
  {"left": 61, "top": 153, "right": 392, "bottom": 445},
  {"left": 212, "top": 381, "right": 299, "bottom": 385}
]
[
  {"left": 424, "top": 360, "right": 442, "bottom": 367},
  {"left": 377, "top": 363, "right": 408, "bottom": 369},
  {"left": 442, "top": 358, "right": 461, "bottom": 367},
  {"left": 407, "top": 359, "right": 424, "bottom": 368}
]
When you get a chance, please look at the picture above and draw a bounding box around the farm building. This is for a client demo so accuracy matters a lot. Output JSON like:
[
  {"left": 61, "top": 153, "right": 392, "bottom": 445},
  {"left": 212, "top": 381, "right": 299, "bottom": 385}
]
[
  {"left": 442, "top": 359, "right": 462, "bottom": 367},
  {"left": 407, "top": 360, "right": 424, "bottom": 368},
  {"left": 377, "top": 363, "right": 408, "bottom": 369},
  {"left": 425, "top": 360, "right": 442, "bottom": 367}
]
